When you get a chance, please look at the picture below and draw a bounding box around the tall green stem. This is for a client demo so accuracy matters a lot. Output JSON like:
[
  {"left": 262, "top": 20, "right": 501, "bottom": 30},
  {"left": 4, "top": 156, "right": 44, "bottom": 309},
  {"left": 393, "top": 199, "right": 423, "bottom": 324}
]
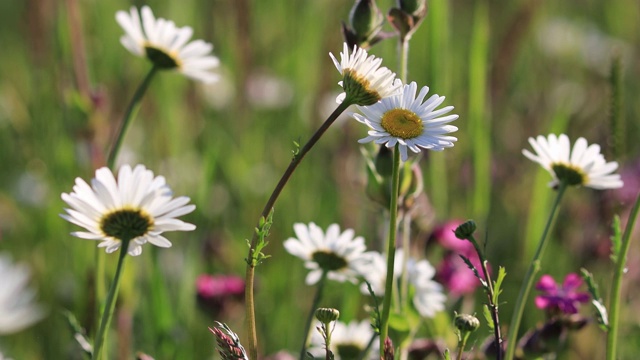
[
  {"left": 299, "top": 272, "right": 327, "bottom": 360},
  {"left": 505, "top": 182, "right": 567, "bottom": 359},
  {"left": 244, "top": 100, "right": 352, "bottom": 360},
  {"left": 606, "top": 192, "right": 640, "bottom": 360},
  {"left": 379, "top": 144, "right": 401, "bottom": 354},
  {"left": 106, "top": 65, "right": 158, "bottom": 169},
  {"left": 92, "top": 239, "right": 130, "bottom": 360}
]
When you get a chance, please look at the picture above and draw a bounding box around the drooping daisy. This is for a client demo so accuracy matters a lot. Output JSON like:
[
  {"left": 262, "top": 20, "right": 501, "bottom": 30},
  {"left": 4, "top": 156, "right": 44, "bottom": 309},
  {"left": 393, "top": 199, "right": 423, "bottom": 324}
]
[
  {"left": 353, "top": 81, "right": 458, "bottom": 161},
  {"left": 309, "top": 320, "right": 378, "bottom": 360},
  {"left": 522, "top": 134, "right": 623, "bottom": 189},
  {"left": 116, "top": 6, "right": 219, "bottom": 83},
  {"left": 0, "top": 254, "right": 44, "bottom": 335},
  {"left": 284, "top": 223, "right": 370, "bottom": 285},
  {"left": 330, "top": 42, "right": 401, "bottom": 106},
  {"left": 61, "top": 164, "right": 196, "bottom": 256},
  {"left": 360, "top": 250, "right": 446, "bottom": 318}
]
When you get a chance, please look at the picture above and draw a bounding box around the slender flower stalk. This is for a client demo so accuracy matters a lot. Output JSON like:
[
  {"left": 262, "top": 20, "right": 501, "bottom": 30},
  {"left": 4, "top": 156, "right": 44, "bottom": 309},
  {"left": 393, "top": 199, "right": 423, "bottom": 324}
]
[
  {"left": 505, "top": 182, "right": 567, "bottom": 360},
  {"left": 379, "top": 144, "right": 401, "bottom": 354},
  {"left": 456, "top": 224, "right": 502, "bottom": 360},
  {"left": 107, "top": 66, "right": 158, "bottom": 168},
  {"left": 299, "top": 272, "right": 327, "bottom": 360},
  {"left": 92, "top": 238, "right": 129, "bottom": 360},
  {"left": 244, "top": 43, "right": 398, "bottom": 360},
  {"left": 244, "top": 100, "right": 350, "bottom": 360},
  {"left": 607, "top": 192, "right": 640, "bottom": 360}
]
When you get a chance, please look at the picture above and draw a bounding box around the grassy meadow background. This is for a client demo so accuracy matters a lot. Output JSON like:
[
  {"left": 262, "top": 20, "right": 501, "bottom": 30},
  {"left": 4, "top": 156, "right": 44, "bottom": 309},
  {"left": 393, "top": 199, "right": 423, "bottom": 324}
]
[{"left": 1, "top": 0, "right": 639, "bottom": 358}]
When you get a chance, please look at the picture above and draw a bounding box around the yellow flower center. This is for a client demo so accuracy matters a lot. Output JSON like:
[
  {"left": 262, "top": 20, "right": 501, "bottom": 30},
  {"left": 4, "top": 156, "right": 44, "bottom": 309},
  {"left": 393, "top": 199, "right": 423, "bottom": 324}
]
[
  {"left": 144, "top": 45, "right": 181, "bottom": 69},
  {"left": 380, "top": 108, "right": 423, "bottom": 139},
  {"left": 551, "top": 163, "right": 587, "bottom": 186},
  {"left": 311, "top": 251, "right": 348, "bottom": 271},
  {"left": 100, "top": 208, "right": 153, "bottom": 241}
]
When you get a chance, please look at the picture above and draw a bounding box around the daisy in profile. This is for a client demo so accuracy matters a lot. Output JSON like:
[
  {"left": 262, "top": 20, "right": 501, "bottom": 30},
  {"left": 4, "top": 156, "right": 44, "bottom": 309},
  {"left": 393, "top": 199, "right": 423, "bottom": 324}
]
[
  {"left": 284, "top": 222, "right": 370, "bottom": 285},
  {"left": 61, "top": 164, "right": 196, "bottom": 256},
  {"left": 330, "top": 42, "right": 401, "bottom": 106},
  {"left": 353, "top": 81, "right": 458, "bottom": 161},
  {"left": 116, "top": 6, "right": 219, "bottom": 83},
  {"left": 522, "top": 134, "right": 623, "bottom": 189},
  {"left": 309, "top": 319, "right": 378, "bottom": 360},
  {"left": 0, "top": 254, "right": 44, "bottom": 335}
]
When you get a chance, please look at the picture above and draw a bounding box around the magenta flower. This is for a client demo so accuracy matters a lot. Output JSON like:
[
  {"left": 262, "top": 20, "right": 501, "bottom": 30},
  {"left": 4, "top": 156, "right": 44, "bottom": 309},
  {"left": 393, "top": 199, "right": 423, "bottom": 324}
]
[
  {"left": 432, "top": 220, "right": 489, "bottom": 296},
  {"left": 535, "top": 273, "right": 590, "bottom": 314},
  {"left": 197, "top": 274, "right": 245, "bottom": 298},
  {"left": 196, "top": 274, "right": 245, "bottom": 318}
]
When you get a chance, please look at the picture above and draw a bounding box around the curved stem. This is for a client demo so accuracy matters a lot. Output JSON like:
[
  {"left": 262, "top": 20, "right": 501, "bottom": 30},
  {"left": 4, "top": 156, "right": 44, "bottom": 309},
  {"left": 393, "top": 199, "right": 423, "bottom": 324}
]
[
  {"left": 607, "top": 191, "right": 640, "bottom": 360},
  {"left": 505, "top": 182, "right": 567, "bottom": 359},
  {"left": 92, "top": 240, "right": 130, "bottom": 360},
  {"left": 379, "top": 144, "right": 401, "bottom": 354},
  {"left": 244, "top": 100, "right": 352, "bottom": 360},
  {"left": 299, "top": 272, "right": 327, "bottom": 360},
  {"left": 106, "top": 65, "right": 158, "bottom": 169}
]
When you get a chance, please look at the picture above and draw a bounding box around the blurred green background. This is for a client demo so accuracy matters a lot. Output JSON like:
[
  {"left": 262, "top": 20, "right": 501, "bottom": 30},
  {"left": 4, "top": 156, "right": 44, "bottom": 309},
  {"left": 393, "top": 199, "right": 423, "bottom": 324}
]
[{"left": 1, "top": 0, "right": 639, "bottom": 358}]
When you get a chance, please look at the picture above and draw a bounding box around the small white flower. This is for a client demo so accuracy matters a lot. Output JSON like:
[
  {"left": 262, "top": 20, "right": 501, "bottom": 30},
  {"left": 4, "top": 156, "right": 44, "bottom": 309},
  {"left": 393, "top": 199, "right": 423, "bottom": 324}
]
[
  {"left": 61, "top": 164, "right": 196, "bottom": 256},
  {"left": 0, "top": 254, "right": 44, "bottom": 335},
  {"left": 330, "top": 42, "right": 401, "bottom": 106},
  {"left": 284, "top": 223, "right": 370, "bottom": 285},
  {"left": 116, "top": 6, "right": 219, "bottom": 83},
  {"left": 353, "top": 81, "right": 458, "bottom": 161},
  {"left": 522, "top": 133, "right": 623, "bottom": 189},
  {"left": 309, "top": 320, "right": 378, "bottom": 360},
  {"left": 360, "top": 250, "right": 445, "bottom": 318}
]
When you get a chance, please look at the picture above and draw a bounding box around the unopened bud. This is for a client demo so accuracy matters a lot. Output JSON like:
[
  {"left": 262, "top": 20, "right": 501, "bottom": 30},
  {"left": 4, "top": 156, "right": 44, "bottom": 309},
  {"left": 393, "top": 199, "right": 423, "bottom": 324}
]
[
  {"left": 454, "top": 314, "right": 480, "bottom": 334},
  {"left": 398, "top": 0, "right": 427, "bottom": 16},
  {"left": 315, "top": 308, "right": 340, "bottom": 323},
  {"left": 454, "top": 220, "right": 477, "bottom": 240},
  {"left": 349, "top": 0, "right": 383, "bottom": 41}
]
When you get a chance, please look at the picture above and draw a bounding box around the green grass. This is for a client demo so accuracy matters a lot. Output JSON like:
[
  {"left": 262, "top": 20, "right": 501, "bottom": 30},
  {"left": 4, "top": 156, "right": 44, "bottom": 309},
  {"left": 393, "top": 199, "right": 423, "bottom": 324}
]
[{"left": 1, "top": 0, "right": 639, "bottom": 359}]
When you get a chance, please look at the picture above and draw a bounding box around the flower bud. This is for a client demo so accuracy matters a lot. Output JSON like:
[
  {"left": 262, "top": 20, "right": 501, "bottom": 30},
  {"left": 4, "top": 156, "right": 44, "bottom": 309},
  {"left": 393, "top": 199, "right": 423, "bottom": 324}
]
[
  {"left": 315, "top": 308, "right": 340, "bottom": 323},
  {"left": 454, "top": 314, "right": 480, "bottom": 333},
  {"left": 349, "top": 0, "right": 384, "bottom": 42},
  {"left": 454, "top": 220, "right": 477, "bottom": 240},
  {"left": 398, "top": 0, "right": 427, "bottom": 16}
]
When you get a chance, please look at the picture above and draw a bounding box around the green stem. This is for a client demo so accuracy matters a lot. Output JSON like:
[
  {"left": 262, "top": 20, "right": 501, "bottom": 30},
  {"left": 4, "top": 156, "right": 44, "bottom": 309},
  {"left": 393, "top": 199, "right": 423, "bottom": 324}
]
[
  {"left": 505, "top": 182, "right": 567, "bottom": 359},
  {"left": 92, "top": 239, "right": 130, "bottom": 360},
  {"left": 244, "top": 100, "right": 352, "bottom": 360},
  {"left": 399, "top": 38, "right": 409, "bottom": 83},
  {"left": 300, "top": 272, "right": 327, "bottom": 360},
  {"left": 606, "top": 191, "right": 640, "bottom": 360},
  {"left": 400, "top": 213, "right": 411, "bottom": 310},
  {"left": 467, "top": 234, "right": 502, "bottom": 360},
  {"left": 106, "top": 66, "right": 158, "bottom": 168},
  {"left": 379, "top": 144, "right": 401, "bottom": 355}
]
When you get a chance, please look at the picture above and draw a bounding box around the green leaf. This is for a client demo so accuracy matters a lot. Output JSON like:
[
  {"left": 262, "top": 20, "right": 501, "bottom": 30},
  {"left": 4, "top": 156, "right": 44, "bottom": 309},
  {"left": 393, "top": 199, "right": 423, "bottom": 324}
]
[
  {"left": 492, "top": 266, "right": 507, "bottom": 304},
  {"left": 580, "top": 268, "right": 608, "bottom": 329},
  {"left": 483, "top": 305, "right": 494, "bottom": 331}
]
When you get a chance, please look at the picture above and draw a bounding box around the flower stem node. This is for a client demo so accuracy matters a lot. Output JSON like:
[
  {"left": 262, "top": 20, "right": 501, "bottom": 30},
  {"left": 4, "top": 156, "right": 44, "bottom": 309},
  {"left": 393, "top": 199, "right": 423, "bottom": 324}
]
[
  {"left": 455, "top": 314, "right": 481, "bottom": 334},
  {"left": 454, "top": 220, "right": 477, "bottom": 240},
  {"left": 315, "top": 308, "right": 340, "bottom": 323}
]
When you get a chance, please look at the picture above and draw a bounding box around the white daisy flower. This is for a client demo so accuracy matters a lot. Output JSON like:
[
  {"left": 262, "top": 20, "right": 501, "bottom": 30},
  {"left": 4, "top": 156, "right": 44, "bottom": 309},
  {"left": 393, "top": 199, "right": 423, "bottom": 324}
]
[
  {"left": 353, "top": 81, "right": 458, "bottom": 161},
  {"left": 309, "top": 320, "right": 378, "bottom": 360},
  {"left": 330, "top": 42, "right": 401, "bottom": 106},
  {"left": 360, "top": 250, "right": 446, "bottom": 318},
  {"left": 61, "top": 164, "right": 196, "bottom": 256},
  {"left": 283, "top": 223, "right": 370, "bottom": 285},
  {"left": 116, "top": 6, "right": 219, "bottom": 83},
  {"left": 522, "top": 133, "right": 623, "bottom": 189},
  {"left": 0, "top": 254, "right": 44, "bottom": 335}
]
